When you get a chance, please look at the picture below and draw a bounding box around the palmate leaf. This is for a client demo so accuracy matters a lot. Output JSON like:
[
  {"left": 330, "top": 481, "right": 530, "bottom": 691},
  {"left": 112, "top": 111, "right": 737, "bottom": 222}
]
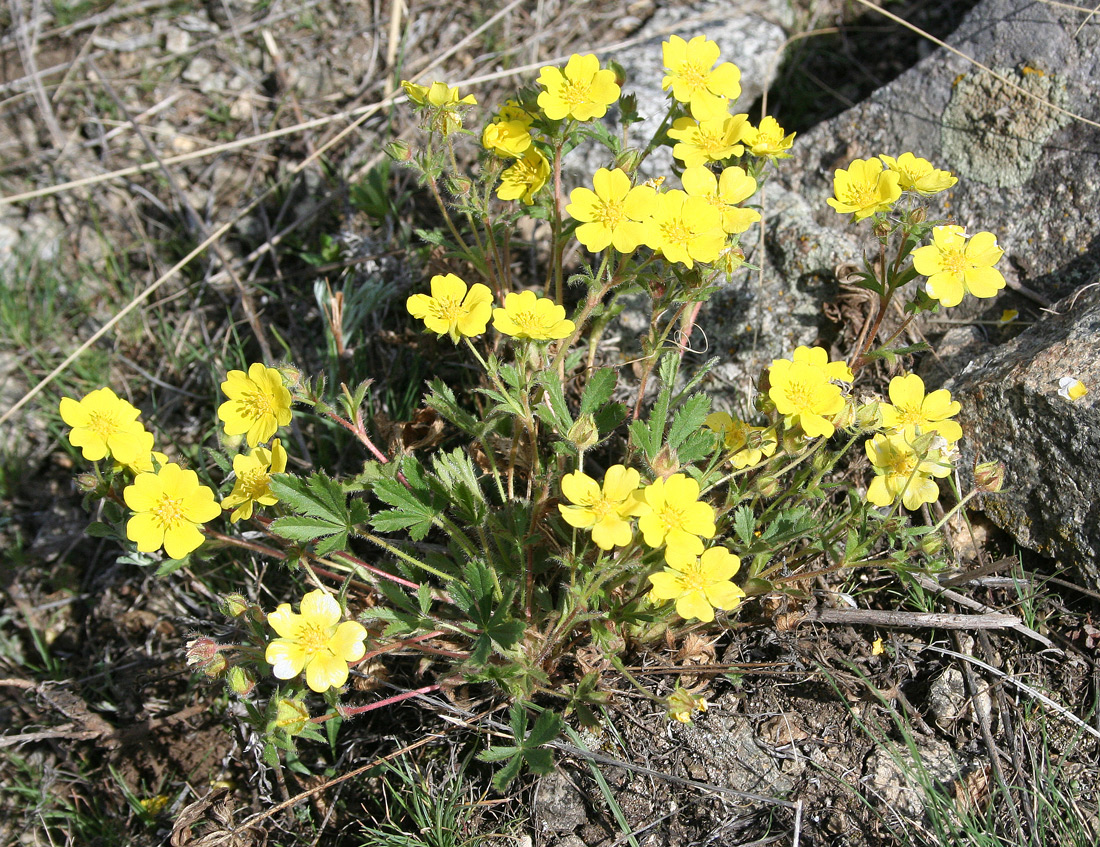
[
  {"left": 268, "top": 473, "right": 368, "bottom": 555},
  {"left": 369, "top": 458, "right": 440, "bottom": 541},
  {"left": 477, "top": 704, "right": 563, "bottom": 790},
  {"left": 449, "top": 560, "right": 523, "bottom": 665}
]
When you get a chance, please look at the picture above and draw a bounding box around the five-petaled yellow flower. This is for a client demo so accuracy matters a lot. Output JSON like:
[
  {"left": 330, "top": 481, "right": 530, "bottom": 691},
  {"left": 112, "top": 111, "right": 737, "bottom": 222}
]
[
  {"left": 636, "top": 473, "right": 716, "bottom": 562},
  {"left": 880, "top": 374, "right": 962, "bottom": 443},
  {"left": 661, "top": 35, "right": 741, "bottom": 121},
  {"left": 668, "top": 114, "right": 749, "bottom": 168},
  {"left": 118, "top": 427, "right": 169, "bottom": 475},
  {"left": 644, "top": 189, "right": 726, "bottom": 269},
  {"left": 912, "top": 225, "right": 1005, "bottom": 308},
  {"left": 407, "top": 273, "right": 494, "bottom": 343},
  {"left": 681, "top": 165, "right": 760, "bottom": 235},
  {"left": 537, "top": 54, "right": 620, "bottom": 121},
  {"left": 768, "top": 351, "right": 847, "bottom": 438},
  {"left": 493, "top": 290, "right": 575, "bottom": 341},
  {"left": 879, "top": 153, "right": 957, "bottom": 195},
  {"left": 567, "top": 167, "right": 656, "bottom": 253},
  {"left": 865, "top": 432, "right": 951, "bottom": 511},
  {"left": 704, "top": 412, "right": 777, "bottom": 469},
  {"left": 60, "top": 387, "right": 147, "bottom": 464},
  {"left": 558, "top": 464, "right": 645, "bottom": 550},
  {"left": 265, "top": 590, "right": 368, "bottom": 693},
  {"left": 497, "top": 148, "right": 550, "bottom": 205},
  {"left": 222, "top": 439, "right": 288, "bottom": 522},
  {"left": 482, "top": 119, "right": 532, "bottom": 158},
  {"left": 124, "top": 462, "right": 221, "bottom": 559},
  {"left": 648, "top": 546, "right": 746, "bottom": 623},
  {"left": 218, "top": 363, "right": 294, "bottom": 447},
  {"left": 401, "top": 80, "right": 476, "bottom": 136},
  {"left": 825, "top": 157, "right": 901, "bottom": 220},
  {"left": 743, "top": 116, "right": 795, "bottom": 158}
]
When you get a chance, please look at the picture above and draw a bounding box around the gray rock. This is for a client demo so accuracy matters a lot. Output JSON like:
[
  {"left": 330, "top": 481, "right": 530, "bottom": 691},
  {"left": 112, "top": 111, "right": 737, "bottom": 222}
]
[
  {"left": 946, "top": 284, "right": 1100, "bottom": 588},
  {"left": 183, "top": 56, "right": 214, "bottom": 85},
  {"left": 862, "top": 737, "right": 975, "bottom": 823},
  {"left": 781, "top": 0, "right": 1100, "bottom": 305},
  {"left": 533, "top": 769, "right": 588, "bottom": 834}
]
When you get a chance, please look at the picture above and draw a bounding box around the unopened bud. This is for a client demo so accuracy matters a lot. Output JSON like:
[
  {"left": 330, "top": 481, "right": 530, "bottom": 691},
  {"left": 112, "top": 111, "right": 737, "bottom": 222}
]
[
  {"left": 974, "top": 459, "right": 1005, "bottom": 493},
  {"left": 226, "top": 666, "right": 256, "bottom": 698},
  {"left": 908, "top": 207, "right": 927, "bottom": 224},
  {"left": 920, "top": 533, "right": 944, "bottom": 557},
  {"left": 615, "top": 148, "right": 641, "bottom": 173},
  {"left": 781, "top": 429, "right": 803, "bottom": 455},
  {"left": 75, "top": 473, "right": 99, "bottom": 493},
  {"left": 567, "top": 414, "right": 599, "bottom": 452},
  {"left": 446, "top": 176, "right": 472, "bottom": 197},
  {"left": 754, "top": 475, "right": 779, "bottom": 497},
  {"left": 384, "top": 140, "right": 412, "bottom": 162},
  {"left": 855, "top": 401, "right": 883, "bottom": 432},
  {"left": 832, "top": 402, "right": 857, "bottom": 431},
  {"left": 221, "top": 593, "right": 250, "bottom": 618},
  {"left": 652, "top": 445, "right": 680, "bottom": 478},
  {"left": 874, "top": 221, "right": 891, "bottom": 239},
  {"left": 186, "top": 637, "right": 227, "bottom": 677},
  {"left": 718, "top": 246, "right": 746, "bottom": 276}
]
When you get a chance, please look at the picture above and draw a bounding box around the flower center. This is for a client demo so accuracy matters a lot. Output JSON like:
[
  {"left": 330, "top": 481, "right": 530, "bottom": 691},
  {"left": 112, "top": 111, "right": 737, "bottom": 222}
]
[
  {"left": 511, "top": 310, "right": 542, "bottom": 333},
  {"left": 660, "top": 218, "right": 693, "bottom": 249},
  {"left": 677, "top": 62, "right": 708, "bottom": 94},
  {"left": 88, "top": 411, "right": 120, "bottom": 440},
  {"left": 561, "top": 79, "right": 592, "bottom": 109},
  {"left": 698, "top": 129, "right": 725, "bottom": 156},
  {"left": 940, "top": 248, "right": 967, "bottom": 278},
  {"left": 240, "top": 468, "right": 271, "bottom": 499},
  {"left": 295, "top": 621, "right": 333, "bottom": 656},
  {"left": 658, "top": 503, "right": 688, "bottom": 533},
  {"left": 784, "top": 379, "right": 814, "bottom": 412},
  {"left": 596, "top": 198, "right": 626, "bottom": 229},
  {"left": 153, "top": 494, "right": 186, "bottom": 529},
  {"left": 678, "top": 560, "right": 708, "bottom": 592},
  {"left": 589, "top": 497, "right": 616, "bottom": 521},
  {"left": 843, "top": 180, "right": 878, "bottom": 208},
  {"left": 429, "top": 295, "right": 464, "bottom": 323},
  {"left": 887, "top": 451, "right": 919, "bottom": 477},
  {"left": 239, "top": 390, "right": 274, "bottom": 421}
]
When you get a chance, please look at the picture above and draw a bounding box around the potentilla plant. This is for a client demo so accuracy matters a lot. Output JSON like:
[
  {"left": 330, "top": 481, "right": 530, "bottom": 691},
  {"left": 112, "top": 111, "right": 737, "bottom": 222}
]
[{"left": 60, "top": 36, "right": 1007, "bottom": 783}]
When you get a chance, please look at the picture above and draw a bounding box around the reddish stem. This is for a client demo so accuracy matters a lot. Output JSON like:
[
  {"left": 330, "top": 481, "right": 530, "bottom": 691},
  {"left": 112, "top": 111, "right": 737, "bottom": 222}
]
[{"left": 333, "top": 684, "right": 441, "bottom": 719}]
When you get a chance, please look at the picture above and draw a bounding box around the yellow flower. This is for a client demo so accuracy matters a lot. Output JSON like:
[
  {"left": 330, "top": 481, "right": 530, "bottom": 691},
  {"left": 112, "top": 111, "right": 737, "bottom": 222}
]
[
  {"left": 59, "top": 387, "right": 147, "bottom": 464},
  {"left": 768, "top": 356, "right": 846, "bottom": 438},
  {"left": 493, "top": 290, "right": 575, "bottom": 341},
  {"left": 558, "top": 464, "right": 645, "bottom": 550},
  {"left": 536, "top": 54, "right": 620, "bottom": 121},
  {"left": 704, "top": 412, "right": 777, "bottom": 469},
  {"left": 118, "top": 427, "right": 169, "bottom": 475},
  {"left": 742, "top": 116, "right": 795, "bottom": 158},
  {"left": 218, "top": 363, "right": 294, "bottom": 447},
  {"left": 648, "top": 546, "right": 746, "bottom": 623},
  {"left": 123, "top": 462, "right": 221, "bottom": 559},
  {"left": 791, "top": 345, "right": 853, "bottom": 383},
  {"left": 680, "top": 165, "right": 760, "bottom": 235},
  {"left": 401, "top": 80, "right": 476, "bottom": 136},
  {"left": 879, "top": 374, "right": 962, "bottom": 443},
  {"left": 998, "top": 309, "right": 1018, "bottom": 325},
  {"left": 567, "top": 167, "right": 656, "bottom": 253},
  {"left": 1058, "top": 377, "right": 1088, "bottom": 401},
  {"left": 407, "top": 273, "right": 493, "bottom": 343},
  {"left": 636, "top": 473, "right": 716, "bottom": 562},
  {"left": 497, "top": 148, "right": 550, "bottom": 205},
  {"left": 912, "top": 225, "right": 1005, "bottom": 308},
  {"left": 865, "top": 432, "right": 951, "bottom": 511},
  {"left": 879, "top": 153, "right": 957, "bottom": 195},
  {"left": 825, "top": 157, "right": 901, "bottom": 220},
  {"left": 668, "top": 114, "right": 748, "bottom": 168},
  {"left": 665, "top": 686, "right": 709, "bottom": 723},
  {"left": 644, "top": 189, "right": 726, "bottom": 269},
  {"left": 481, "top": 119, "right": 532, "bottom": 158},
  {"left": 661, "top": 35, "right": 741, "bottom": 121},
  {"left": 265, "top": 590, "right": 368, "bottom": 693},
  {"left": 222, "top": 439, "right": 288, "bottom": 522}
]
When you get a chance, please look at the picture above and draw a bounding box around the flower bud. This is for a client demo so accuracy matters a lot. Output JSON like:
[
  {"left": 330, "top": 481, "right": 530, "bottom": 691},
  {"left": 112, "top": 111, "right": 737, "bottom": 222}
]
[
  {"left": 384, "top": 140, "right": 412, "bottom": 162},
  {"left": 908, "top": 207, "right": 927, "bottom": 225},
  {"left": 920, "top": 533, "right": 943, "bottom": 557},
  {"left": 226, "top": 666, "right": 257, "bottom": 698},
  {"left": 76, "top": 472, "right": 99, "bottom": 492},
  {"left": 754, "top": 475, "right": 779, "bottom": 497},
  {"left": 717, "top": 246, "right": 746, "bottom": 276},
  {"left": 832, "top": 402, "right": 856, "bottom": 432},
  {"left": 269, "top": 696, "right": 311, "bottom": 736},
  {"left": 186, "top": 637, "right": 226, "bottom": 677},
  {"left": 615, "top": 148, "right": 641, "bottom": 173},
  {"left": 221, "top": 593, "right": 250, "bottom": 618},
  {"left": 974, "top": 459, "right": 1005, "bottom": 493},
  {"left": 874, "top": 221, "right": 891, "bottom": 239},
  {"left": 652, "top": 445, "right": 680, "bottom": 478},
  {"left": 855, "top": 401, "right": 883, "bottom": 432},
  {"left": 567, "top": 414, "right": 599, "bottom": 452},
  {"left": 446, "top": 176, "right": 472, "bottom": 197}
]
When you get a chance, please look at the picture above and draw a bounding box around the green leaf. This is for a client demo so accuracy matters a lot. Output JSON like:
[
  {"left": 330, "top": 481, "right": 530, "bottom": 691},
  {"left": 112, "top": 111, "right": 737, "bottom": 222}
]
[
  {"left": 369, "top": 459, "right": 440, "bottom": 541},
  {"left": 732, "top": 505, "right": 755, "bottom": 546},
  {"left": 431, "top": 448, "right": 486, "bottom": 524},
  {"left": 426, "top": 377, "right": 479, "bottom": 433},
  {"left": 535, "top": 372, "right": 573, "bottom": 433},
  {"left": 269, "top": 473, "right": 345, "bottom": 525},
  {"left": 666, "top": 393, "right": 710, "bottom": 452},
  {"left": 269, "top": 516, "right": 347, "bottom": 543},
  {"left": 579, "top": 368, "right": 616, "bottom": 416}
]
